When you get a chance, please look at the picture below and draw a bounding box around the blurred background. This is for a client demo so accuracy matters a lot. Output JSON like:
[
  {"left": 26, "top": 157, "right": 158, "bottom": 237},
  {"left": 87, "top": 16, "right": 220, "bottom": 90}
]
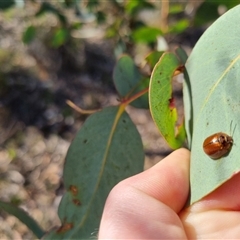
[{"left": 0, "top": 0, "right": 238, "bottom": 238}]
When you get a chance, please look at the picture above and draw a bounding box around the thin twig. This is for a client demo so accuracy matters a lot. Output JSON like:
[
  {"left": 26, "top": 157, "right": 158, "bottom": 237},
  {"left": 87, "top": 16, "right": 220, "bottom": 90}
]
[{"left": 66, "top": 100, "right": 101, "bottom": 114}]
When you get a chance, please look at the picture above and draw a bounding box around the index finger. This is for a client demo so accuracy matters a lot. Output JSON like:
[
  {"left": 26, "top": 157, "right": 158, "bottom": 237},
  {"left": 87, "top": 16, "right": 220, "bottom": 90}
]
[{"left": 122, "top": 148, "right": 190, "bottom": 213}]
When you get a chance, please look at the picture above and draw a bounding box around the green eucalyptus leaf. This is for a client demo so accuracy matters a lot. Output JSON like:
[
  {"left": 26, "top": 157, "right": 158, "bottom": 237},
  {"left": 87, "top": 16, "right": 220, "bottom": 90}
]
[
  {"left": 22, "top": 26, "right": 36, "bottom": 44},
  {"left": 113, "top": 55, "right": 149, "bottom": 109},
  {"left": 184, "top": 5, "right": 240, "bottom": 204},
  {"left": 194, "top": 0, "right": 240, "bottom": 26},
  {"left": 0, "top": 200, "right": 45, "bottom": 239},
  {"left": 44, "top": 106, "right": 144, "bottom": 239},
  {"left": 149, "top": 52, "right": 185, "bottom": 149},
  {"left": 132, "top": 27, "right": 162, "bottom": 44},
  {"left": 169, "top": 19, "right": 189, "bottom": 34},
  {"left": 125, "top": 0, "right": 155, "bottom": 16},
  {"left": 194, "top": 2, "right": 219, "bottom": 26},
  {"left": 145, "top": 51, "right": 164, "bottom": 70},
  {"left": 51, "top": 28, "right": 69, "bottom": 48},
  {"left": 175, "top": 47, "right": 188, "bottom": 65},
  {"left": 169, "top": 4, "right": 184, "bottom": 14}
]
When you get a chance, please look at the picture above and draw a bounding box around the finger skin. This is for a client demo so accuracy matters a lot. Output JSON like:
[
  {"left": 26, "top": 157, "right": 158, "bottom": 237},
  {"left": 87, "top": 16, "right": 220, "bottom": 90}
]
[
  {"left": 99, "top": 148, "right": 190, "bottom": 239},
  {"left": 180, "top": 172, "right": 240, "bottom": 239}
]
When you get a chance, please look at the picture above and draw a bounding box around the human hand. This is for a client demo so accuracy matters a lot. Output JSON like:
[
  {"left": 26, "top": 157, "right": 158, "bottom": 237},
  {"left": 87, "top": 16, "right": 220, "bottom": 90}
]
[{"left": 98, "top": 148, "right": 240, "bottom": 239}]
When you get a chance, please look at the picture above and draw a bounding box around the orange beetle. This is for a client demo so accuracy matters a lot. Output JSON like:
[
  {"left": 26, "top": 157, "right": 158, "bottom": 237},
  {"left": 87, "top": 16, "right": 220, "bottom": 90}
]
[{"left": 203, "top": 132, "right": 233, "bottom": 160}]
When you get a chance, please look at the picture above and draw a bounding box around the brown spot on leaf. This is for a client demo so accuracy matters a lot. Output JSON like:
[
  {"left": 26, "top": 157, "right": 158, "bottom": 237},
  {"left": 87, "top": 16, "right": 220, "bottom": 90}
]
[
  {"left": 169, "top": 97, "right": 175, "bottom": 109},
  {"left": 69, "top": 185, "right": 78, "bottom": 196},
  {"left": 56, "top": 222, "right": 74, "bottom": 233},
  {"left": 73, "top": 199, "right": 81, "bottom": 206},
  {"left": 174, "top": 65, "right": 185, "bottom": 75}
]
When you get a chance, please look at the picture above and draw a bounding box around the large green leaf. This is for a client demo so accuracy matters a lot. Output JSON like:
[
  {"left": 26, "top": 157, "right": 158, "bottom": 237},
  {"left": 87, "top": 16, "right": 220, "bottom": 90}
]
[
  {"left": 184, "top": 5, "right": 240, "bottom": 204},
  {"left": 44, "top": 106, "right": 144, "bottom": 239},
  {"left": 149, "top": 52, "right": 186, "bottom": 149},
  {"left": 113, "top": 55, "right": 149, "bottom": 109},
  {"left": 0, "top": 200, "right": 45, "bottom": 239}
]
